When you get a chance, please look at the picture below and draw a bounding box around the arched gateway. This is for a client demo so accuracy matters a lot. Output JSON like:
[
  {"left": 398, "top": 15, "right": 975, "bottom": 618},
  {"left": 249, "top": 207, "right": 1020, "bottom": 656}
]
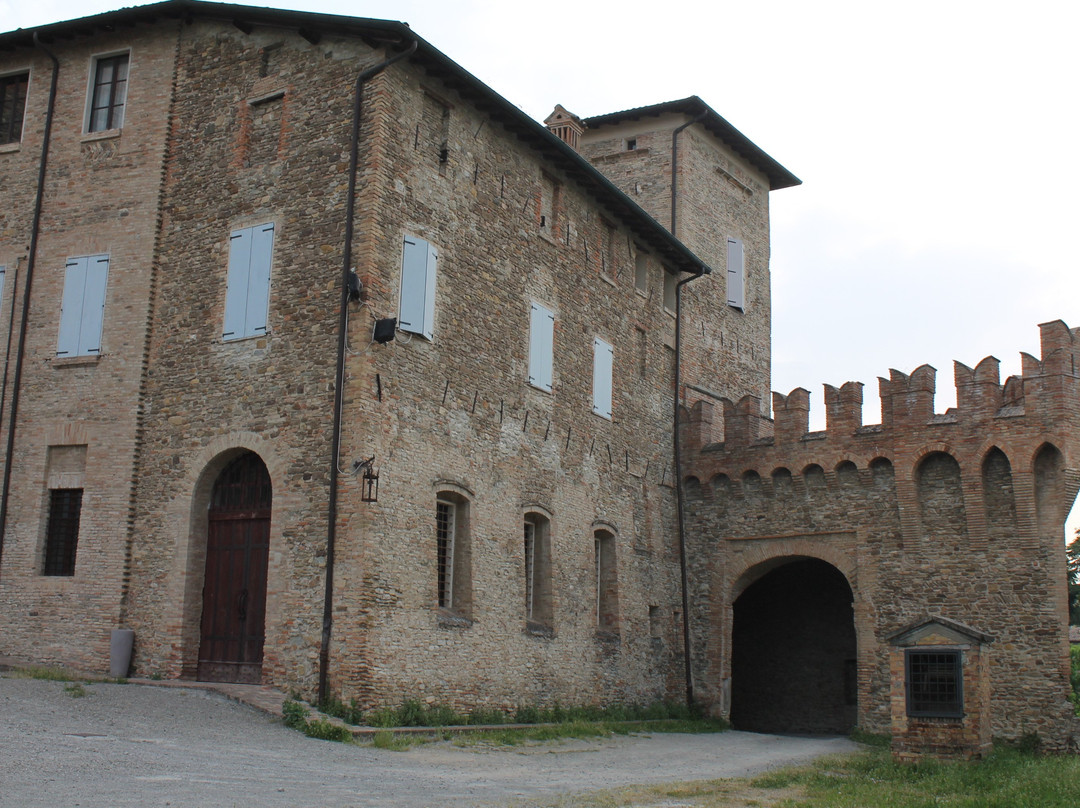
[
  {"left": 730, "top": 557, "right": 856, "bottom": 734},
  {"left": 197, "top": 452, "right": 272, "bottom": 683}
]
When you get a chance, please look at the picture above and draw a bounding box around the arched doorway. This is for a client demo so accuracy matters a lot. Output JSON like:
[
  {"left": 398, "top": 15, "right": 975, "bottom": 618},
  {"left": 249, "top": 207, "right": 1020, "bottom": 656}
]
[
  {"left": 730, "top": 557, "right": 856, "bottom": 734},
  {"left": 197, "top": 452, "right": 272, "bottom": 683}
]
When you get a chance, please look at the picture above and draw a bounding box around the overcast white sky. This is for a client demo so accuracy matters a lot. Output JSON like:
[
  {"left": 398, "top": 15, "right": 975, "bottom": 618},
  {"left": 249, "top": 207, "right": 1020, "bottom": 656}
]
[{"left": 6, "top": 2, "right": 1079, "bottom": 439}]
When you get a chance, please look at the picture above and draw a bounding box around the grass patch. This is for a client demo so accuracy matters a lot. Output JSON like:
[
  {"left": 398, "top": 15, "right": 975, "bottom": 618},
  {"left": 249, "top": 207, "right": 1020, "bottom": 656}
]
[
  {"left": 513, "top": 744, "right": 1080, "bottom": 807},
  {"left": 63, "top": 682, "right": 87, "bottom": 698},
  {"left": 778, "top": 744, "right": 1080, "bottom": 808},
  {"left": 6, "top": 665, "right": 125, "bottom": 685},
  {"left": 370, "top": 730, "right": 422, "bottom": 751}
]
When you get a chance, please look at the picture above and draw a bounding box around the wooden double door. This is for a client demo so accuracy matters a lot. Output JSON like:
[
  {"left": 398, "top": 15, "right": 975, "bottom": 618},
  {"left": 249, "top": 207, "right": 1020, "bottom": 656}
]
[{"left": 197, "top": 453, "right": 272, "bottom": 684}]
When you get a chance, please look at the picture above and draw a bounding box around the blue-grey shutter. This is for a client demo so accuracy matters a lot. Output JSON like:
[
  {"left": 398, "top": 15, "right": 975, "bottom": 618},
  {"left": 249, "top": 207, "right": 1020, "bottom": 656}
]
[
  {"left": 726, "top": 237, "right": 745, "bottom": 309},
  {"left": 421, "top": 243, "right": 437, "bottom": 341},
  {"left": 399, "top": 236, "right": 437, "bottom": 339},
  {"left": 0, "top": 267, "right": 6, "bottom": 315},
  {"left": 529, "top": 302, "right": 555, "bottom": 391},
  {"left": 592, "top": 337, "right": 614, "bottom": 418},
  {"left": 223, "top": 227, "right": 252, "bottom": 339},
  {"left": 79, "top": 255, "right": 109, "bottom": 354},
  {"left": 57, "top": 257, "right": 89, "bottom": 356},
  {"left": 246, "top": 223, "right": 274, "bottom": 335}
]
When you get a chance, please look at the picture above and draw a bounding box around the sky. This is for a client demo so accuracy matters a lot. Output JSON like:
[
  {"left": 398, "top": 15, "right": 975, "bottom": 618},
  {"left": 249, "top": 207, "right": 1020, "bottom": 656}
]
[{"left": 6, "top": 0, "right": 1080, "bottom": 526}]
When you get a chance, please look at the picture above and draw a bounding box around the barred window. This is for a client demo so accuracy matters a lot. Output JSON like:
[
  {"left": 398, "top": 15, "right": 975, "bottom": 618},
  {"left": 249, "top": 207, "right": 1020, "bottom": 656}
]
[
  {"left": 905, "top": 649, "right": 963, "bottom": 717},
  {"left": 435, "top": 492, "right": 471, "bottom": 617},
  {"left": 524, "top": 513, "right": 552, "bottom": 626},
  {"left": 43, "top": 488, "right": 83, "bottom": 576},
  {"left": 436, "top": 499, "right": 455, "bottom": 609}
]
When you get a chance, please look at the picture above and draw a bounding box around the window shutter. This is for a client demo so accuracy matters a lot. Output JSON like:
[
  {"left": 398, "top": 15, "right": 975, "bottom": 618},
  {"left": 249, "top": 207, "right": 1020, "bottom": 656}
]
[
  {"left": 727, "top": 237, "right": 745, "bottom": 309},
  {"left": 223, "top": 228, "right": 252, "bottom": 339},
  {"left": 246, "top": 223, "right": 274, "bottom": 335},
  {"left": 0, "top": 267, "right": 6, "bottom": 310},
  {"left": 399, "top": 236, "right": 437, "bottom": 340},
  {"left": 528, "top": 302, "right": 554, "bottom": 391},
  {"left": 57, "top": 257, "right": 89, "bottom": 356},
  {"left": 79, "top": 255, "right": 110, "bottom": 354},
  {"left": 592, "top": 337, "right": 614, "bottom": 418}
]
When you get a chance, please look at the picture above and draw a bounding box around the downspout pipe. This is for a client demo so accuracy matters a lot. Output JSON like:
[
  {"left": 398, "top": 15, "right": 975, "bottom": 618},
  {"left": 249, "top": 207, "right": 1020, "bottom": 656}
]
[
  {"left": 0, "top": 35, "right": 60, "bottom": 573},
  {"left": 670, "top": 108, "right": 708, "bottom": 708},
  {"left": 320, "top": 38, "right": 417, "bottom": 706}
]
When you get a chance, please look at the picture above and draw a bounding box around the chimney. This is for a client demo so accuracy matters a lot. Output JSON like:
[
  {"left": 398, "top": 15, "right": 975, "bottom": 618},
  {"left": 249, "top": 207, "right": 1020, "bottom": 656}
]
[{"left": 544, "top": 105, "right": 584, "bottom": 150}]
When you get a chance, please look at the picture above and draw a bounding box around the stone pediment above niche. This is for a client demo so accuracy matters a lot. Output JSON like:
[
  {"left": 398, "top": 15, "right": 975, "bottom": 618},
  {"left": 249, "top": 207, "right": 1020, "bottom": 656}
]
[{"left": 886, "top": 615, "right": 994, "bottom": 648}]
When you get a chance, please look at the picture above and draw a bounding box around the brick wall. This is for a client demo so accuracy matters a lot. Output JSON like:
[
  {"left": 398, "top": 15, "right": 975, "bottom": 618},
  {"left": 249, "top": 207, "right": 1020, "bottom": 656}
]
[{"left": 0, "top": 23, "right": 178, "bottom": 670}]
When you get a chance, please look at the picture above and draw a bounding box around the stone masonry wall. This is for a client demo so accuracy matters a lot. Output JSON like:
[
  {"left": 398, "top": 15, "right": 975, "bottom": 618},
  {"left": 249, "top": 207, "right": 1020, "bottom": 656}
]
[
  {"left": 124, "top": 21, "right": 375, "bottom": 694},
  {"left": 579, "top": 114, "right": 772, "bottom": 425},
  {"left": 327, "top": 60, "right": 690, "bottom": 711},
  {"left": 0, "top": 24, "right": 178, "bottom": 670},
  {"left": 682, "top": 320, "right": 1080, "bottom": 749}
]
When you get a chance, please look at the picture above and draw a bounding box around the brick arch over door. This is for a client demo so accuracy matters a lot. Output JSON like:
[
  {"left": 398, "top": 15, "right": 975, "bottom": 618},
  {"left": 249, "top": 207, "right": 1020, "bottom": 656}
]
[{"left": 729, "top": 555, "right": 857, "bottom": 734}]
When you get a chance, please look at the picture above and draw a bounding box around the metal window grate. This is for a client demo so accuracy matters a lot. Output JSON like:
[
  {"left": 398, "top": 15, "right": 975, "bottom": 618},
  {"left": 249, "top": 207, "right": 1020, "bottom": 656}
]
[
  {"left": 43, "top": 488, "right": 83, "bottom": 576},
  {"left": 524, "top": 521, "right": 535, "bottom": 619},
  {"left": 436, "top": 500, "right": 455, "bottom": 609},
  {"left": 906, "top": 650, "right": 963, "bottom": 717}
]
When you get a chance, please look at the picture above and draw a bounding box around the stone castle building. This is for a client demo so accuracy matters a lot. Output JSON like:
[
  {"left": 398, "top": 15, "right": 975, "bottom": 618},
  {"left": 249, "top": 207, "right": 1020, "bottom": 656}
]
[{"left": 0, "top": 1, "right": 1075, "bottom": 752}]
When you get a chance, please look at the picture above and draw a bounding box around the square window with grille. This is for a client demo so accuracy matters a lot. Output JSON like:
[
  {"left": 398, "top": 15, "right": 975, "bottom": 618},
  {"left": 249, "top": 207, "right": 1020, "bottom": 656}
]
[
  {"left": 905, "top": 649, "right": 963, "bottom": 717},
  {"left": 43, "top": 488, "right": 83, "bottom": 576}
]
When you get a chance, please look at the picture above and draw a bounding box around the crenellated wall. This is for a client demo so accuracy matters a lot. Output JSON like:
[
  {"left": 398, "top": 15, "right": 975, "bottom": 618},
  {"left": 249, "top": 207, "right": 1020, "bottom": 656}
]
[{"left": 681, "top": 320, "right": 1080, "bottom": 749}]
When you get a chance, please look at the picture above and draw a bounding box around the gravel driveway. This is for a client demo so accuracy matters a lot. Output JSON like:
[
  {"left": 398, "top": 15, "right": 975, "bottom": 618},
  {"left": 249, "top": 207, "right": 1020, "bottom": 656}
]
[{"left": 0, "top": 676, "right": 858, "bottom": 807}]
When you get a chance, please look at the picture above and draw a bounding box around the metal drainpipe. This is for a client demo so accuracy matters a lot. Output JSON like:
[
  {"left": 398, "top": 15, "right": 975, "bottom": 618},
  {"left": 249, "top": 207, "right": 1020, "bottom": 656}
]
[
  {"left": 670, "top": 108, "right": 709, "bottom": 708},
  {"left": 0, "top": 35, "right": 60, "bottom": 573},
  {"left": 0, "top": 257, "right": 24, "bottom": 438},
  {"left": 319, "top": 38, "right": 417, "bottom": 706}
]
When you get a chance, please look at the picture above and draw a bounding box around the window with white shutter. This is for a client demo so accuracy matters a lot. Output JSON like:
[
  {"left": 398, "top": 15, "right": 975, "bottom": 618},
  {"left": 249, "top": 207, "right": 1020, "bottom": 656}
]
[
  {"left": 399, "top": 236, "right": 438, "bottom": 340},
  {"left": 727, "top": 237, "right": 745, "bottom": 310},
  {"left": 223, "top": 223, "right": 274, "bottom": 341},
  {"left": 57, "top": 254, "right": 109, "bottom": 357},
  {"left": 528, "top": 302, "right": 555, "bottom": 392},
  {"left": 592, "top": 337, "right": 614, "bottom": 419}
]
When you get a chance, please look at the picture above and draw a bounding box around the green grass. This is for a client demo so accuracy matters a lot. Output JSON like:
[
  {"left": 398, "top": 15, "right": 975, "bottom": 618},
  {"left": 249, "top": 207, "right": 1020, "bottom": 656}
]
[
  {"left": 6, "top": 665, "right": 125, "bottom": 685},
  {"left": 318, "top": 695, "right": 712, "bottom": 729},
  {"left": 756, "top": 745, "right": 1080, "bottom": 808},
  {"left": 524, "top": 744, "right": 1080, "bottom": 807}
]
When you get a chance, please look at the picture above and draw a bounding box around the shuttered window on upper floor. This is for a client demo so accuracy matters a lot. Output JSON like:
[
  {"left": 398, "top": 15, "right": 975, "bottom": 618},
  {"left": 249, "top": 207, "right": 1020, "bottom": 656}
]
[
  {"left": 57, "top": 254, "right": 109, "bottom": 357},
  {"left": 399, "top": 236, "right": 438, "bottom": 340},
  {"left": 223, "top": 223, "right": 274, "bottom": 341},
  {"left": 592, "top": 337, "right": 614, "bottom": 419},
  {"left": 727, "top": 237, "right": 745, "bottom": 310},
  {"left": 528, "top": 302, "right": 555, "bottom": 392}
]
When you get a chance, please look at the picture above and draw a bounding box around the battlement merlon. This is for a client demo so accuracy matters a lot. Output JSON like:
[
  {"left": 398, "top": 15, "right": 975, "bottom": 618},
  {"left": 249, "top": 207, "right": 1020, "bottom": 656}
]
[{"left": 683, "top": 321, "right": 1080, "bottom": 456}]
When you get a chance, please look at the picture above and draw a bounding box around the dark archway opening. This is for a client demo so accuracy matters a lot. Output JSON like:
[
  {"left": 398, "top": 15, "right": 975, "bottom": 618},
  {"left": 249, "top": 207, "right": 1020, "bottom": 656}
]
[
  {"left": 731, "top": 557, "right": 856, "bottom": 734},
  {"left": 197, "top": 452, "right": 272, "bottom": 683}
]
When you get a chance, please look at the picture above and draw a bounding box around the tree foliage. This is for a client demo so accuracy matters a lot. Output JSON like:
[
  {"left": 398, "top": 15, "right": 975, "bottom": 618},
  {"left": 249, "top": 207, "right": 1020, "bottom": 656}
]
[{"left": 1069, "top": 533, "right": 1080, "bottom": 625}]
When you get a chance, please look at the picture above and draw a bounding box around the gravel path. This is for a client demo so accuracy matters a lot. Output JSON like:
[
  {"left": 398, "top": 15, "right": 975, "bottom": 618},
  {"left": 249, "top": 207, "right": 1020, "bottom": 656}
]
[{"left": 0, "top": 677, "right": 859, "bottom": 807}]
